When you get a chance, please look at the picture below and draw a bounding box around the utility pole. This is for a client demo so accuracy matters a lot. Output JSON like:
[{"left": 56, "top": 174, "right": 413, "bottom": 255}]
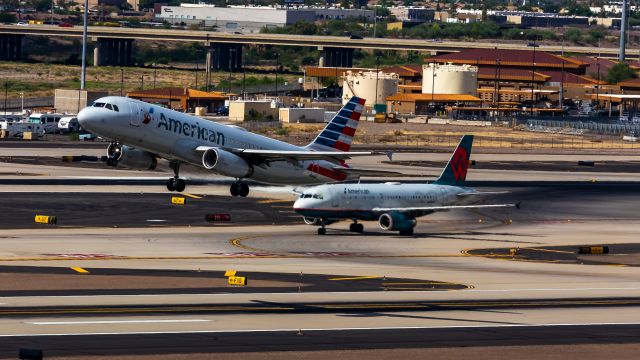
[
  {"left": 228, "top": 48, "right": 235, "bottom": 95},
  {"left": 120, "top": 68, "right": 124, "bottom": 96},
  {"left": 153, "top": 63, "right": 157, "bottom": 89},
  {"left": 80, "top": 0, "right": 88, "bottom": 90},
  {"left": 274, "top": 52, "right": 279, "bottom": 101},
  {"left": 374, "top": 56, "right": 380, "bottom": 113},
  {"left": 531, "top": 38, "right": 536, "bottom": 116},
  {"left": 620, "top": 0, "right": 628, "bottom": 61}
]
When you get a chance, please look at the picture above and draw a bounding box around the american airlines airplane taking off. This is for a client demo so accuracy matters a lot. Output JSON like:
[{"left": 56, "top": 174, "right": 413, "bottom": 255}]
[
  {"left": 77, "top": 96, "right": 389, "bottom": 196},
  {"left": 293, "top": 135, "right": 519, "bottom": 236}
]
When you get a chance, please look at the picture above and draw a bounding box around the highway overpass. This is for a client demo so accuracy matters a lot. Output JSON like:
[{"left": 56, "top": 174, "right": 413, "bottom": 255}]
[{"left": 0, "top": 24, "right": 636, "bottom": 66}]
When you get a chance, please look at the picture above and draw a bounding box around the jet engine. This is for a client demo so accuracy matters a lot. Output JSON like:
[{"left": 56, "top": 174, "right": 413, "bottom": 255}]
[
  {"left": 378, "top": 212, "right": 417, "bottom": 231},
  {"left": 202, "top": 148, "right": 253, "bottom": 178},
  {"left": 107, "top": 144, "right": 157, "bottom": 170}
]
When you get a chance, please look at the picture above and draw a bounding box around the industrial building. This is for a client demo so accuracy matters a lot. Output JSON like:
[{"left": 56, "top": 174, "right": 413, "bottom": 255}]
[
  {"left": 127, "top": 87, "right": 231, "bottom": 113},
  {"left": 342, "top": 71, "right": 399, "bottom": 106},
  {"left": 156, "top": 5, "right": 373, "bottom": 32}
]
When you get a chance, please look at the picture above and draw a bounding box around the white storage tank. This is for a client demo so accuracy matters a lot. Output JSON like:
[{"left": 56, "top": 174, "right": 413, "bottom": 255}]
[
  {"left": 342, "top": 71, "right": 399, "bottom": 106},
  {"left": 422, "top": 63, "right": 478, "bottom": 96}
]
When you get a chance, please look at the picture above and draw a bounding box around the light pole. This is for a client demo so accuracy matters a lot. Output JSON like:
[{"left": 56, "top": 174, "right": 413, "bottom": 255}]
[
  {"left": 19, "top": 91, "right": 24, "bottom": 113},
  {"left": 120, "top": 68, "right": 123, "bottom": 96},
  {"left": 596, "top": 62, "right": 601, "bottom": 112},
  {"left": 228, "top": 48, "right": 235, "bottom": 95},
  {"left": 242, "top": 51, "right": 246, "bottom": 100},
  {"left": 374, "top": 56, "right": 380, "bottom": 113},
  {"left": 431, "top": 63, "right": 436, "bottom": 114},
  {"left": 274, "top": 52, "right": 279, "bottom": 101},
  {"left": 152, "top": 62, "right": 156, "bottom": 89},
  {"left": 80, "top": 0, "right": 88, "bottom": 90}
]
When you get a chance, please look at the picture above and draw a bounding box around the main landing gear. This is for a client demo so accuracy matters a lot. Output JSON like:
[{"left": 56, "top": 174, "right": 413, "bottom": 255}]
[
  {"left": 349, "top": 221, "right": 364, "bottom": 233},
  {"left": 317, "top": 219, "right": 327, "bottom": 235},
  {"left": 230, "top": 181, "right": 249, "bottom": 197},
  {"left": 399, "top": 228, "right": 414, "bottom": 236},
  {"left": 166, "top": 161, "right": 186, "bottom": 192}
]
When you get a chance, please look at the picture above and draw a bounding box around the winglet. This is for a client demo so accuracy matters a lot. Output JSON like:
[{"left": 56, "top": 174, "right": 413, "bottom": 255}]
[{"left": 385, "top": 151, "right": 393, "bottom": 161}]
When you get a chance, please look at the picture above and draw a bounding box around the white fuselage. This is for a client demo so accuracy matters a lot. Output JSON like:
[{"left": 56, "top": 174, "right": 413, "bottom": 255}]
[
  {"left": 294, "top": 182, "right": 473, "bottom": 220},
  {"left": 77, "top": 96, "right": 353, "bottom": 185}
]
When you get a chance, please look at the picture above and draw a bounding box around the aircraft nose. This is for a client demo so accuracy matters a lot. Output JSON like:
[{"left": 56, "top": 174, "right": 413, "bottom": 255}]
[{"left": 77, "top": 107, "right": 95, "bottom": 130}]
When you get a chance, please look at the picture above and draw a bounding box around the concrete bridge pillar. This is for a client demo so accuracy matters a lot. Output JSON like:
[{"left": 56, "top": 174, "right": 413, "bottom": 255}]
[
  {"left": 207, "top": 43, "right": 243, "bottom": 71},
  {"left": 0, "top": 35, "right": 23, "bottom": 61},
  {"left": 95, "top": 38, "right": 134, "bottom": 66},
  {"left": 323, "top": 47, "right": 354, "bottom": 68}
]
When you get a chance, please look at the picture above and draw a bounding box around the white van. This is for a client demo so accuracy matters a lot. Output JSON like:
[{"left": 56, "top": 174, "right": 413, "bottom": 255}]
[
  {"left": 28, "top": 113, "right": 64, "bottom": 134},
  {"left": 58, "top": 116, "right": 79, "bottom": 134}
]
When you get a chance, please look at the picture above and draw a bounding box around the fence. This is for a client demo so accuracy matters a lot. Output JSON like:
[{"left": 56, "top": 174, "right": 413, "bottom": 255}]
[{"left": 524, "top": 119, "right": 640, "bottom": 136}]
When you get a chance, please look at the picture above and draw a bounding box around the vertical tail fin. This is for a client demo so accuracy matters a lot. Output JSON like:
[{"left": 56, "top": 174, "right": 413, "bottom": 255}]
[
  {"left": 307, "top": 96, "right": 365, "bottom": 152},
  {"left": 433, "top": 135, "right": 474, "bottom": 186}
]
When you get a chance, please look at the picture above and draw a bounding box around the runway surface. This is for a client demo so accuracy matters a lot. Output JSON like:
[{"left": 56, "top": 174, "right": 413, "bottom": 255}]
[{"left": 2, "top": 147, "right": 640, "bottom": 358}]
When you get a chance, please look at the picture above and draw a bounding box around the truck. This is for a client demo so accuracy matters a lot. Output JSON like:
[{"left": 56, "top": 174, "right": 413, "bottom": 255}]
[{"left": 57, "top": 116, "right": 80, "bottom": 134}]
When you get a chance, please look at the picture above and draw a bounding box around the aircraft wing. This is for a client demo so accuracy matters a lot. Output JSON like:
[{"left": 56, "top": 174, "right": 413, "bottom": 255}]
[
  {"left": 196, "top": 146, "right": 389, "bottom": 165},
  {"left": 457, "top": 191, "right": 511, "bottom": 197},
  {"left": 372, "top": 203, "right": 519, "bottom": 212},
  {"left": 332, "top": 167, "right": 403, "bottom": 177}
]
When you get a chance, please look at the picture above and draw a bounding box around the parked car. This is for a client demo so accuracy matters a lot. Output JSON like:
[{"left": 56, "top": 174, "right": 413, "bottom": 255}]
[
  {"left": 58, "top": 22, "right": 73, "bottom": 27},
  {"left": 214, "top": 106, "right": 229, "bottom": 116}
]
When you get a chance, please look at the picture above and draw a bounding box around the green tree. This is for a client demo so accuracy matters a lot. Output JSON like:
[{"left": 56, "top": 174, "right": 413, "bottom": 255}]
[
  {"left": 606, "top": 63, "right": 637, "bottom": 84},
  {"left": 565, "top": 28, "right": 583, "bottom": 43},
  {"left": 0, "top": 12, "right": 17, "bottom": 23}
]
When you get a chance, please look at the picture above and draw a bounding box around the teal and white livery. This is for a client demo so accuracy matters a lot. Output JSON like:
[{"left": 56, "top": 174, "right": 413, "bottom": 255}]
[{"left": 294, "top": 135, "right": 519, "bottom": 236}]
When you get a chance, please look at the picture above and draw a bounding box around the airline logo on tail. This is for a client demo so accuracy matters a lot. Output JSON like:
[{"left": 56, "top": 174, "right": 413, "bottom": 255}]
[
  {"left": 309, "top": 97, "right": 365, "bottom": 152},
  {"left": 451, "top": 147, "right": 469, "bottom": 182}
]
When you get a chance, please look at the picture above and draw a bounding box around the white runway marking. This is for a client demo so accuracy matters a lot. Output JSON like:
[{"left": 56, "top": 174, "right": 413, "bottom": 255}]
[
  {"left": 146, "top": 219, "right": 167, "bottom": 222},
  {"left": 28, "top": 319, "right": 211, "bottom": 325},
  {"left": 4, "top": 286, "right": 640, "bottom": 299},
  {"left": 4, "top": 321, "right": 640, "bottom": 337}
]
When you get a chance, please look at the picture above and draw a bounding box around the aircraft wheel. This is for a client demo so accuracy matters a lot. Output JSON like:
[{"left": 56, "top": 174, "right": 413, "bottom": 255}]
[
  {"left": 399, "top": 228, "right": 414, "bottom": 236},
  {"left": 230, "top": 182, "right": 239, "bottom": 197},
  {"left": 166, "top": 178, "right": 176, "bottom": 192},
  {"left": 175, "top": 178, "right": 186, "bottom": 192},
  {"left": 355, "top": 224, "right": 364, "bottom": 233},
  {"left": 238, "top": 183, "right": 249, "bottom": 197},
  {"left": 349, "top": 223, "right": 356, "bottom": 232},
  {"left": 317, "top": 227, "right": 326, "bottom": 235}
]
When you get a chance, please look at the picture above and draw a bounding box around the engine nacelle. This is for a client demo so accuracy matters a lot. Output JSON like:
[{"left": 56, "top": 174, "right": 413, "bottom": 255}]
[
  {"left": 303, "top": 217, "right": 336, "bottom": 226},
  {"left": 378, "top": 212, "right": 417, "bottom": 231},
  {"left": 202, "top": 148, "right": 253, "bottom": 178},
  {"left": 108, "top": 144, "right": 157, "bottom": 170}
]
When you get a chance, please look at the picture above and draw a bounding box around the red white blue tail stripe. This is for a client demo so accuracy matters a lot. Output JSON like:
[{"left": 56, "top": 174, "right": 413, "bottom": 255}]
[{"left": 307, "top": 96, "right": 365, "bottom": 152}]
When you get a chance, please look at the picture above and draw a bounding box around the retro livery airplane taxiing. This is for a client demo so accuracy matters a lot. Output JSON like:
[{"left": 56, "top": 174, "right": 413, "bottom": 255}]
[
  {"left": 77, "top": 96, "right": 393, "bottom": 196},
  {"left": 293, "top": 135, "right": 519, "bottom": 236}
]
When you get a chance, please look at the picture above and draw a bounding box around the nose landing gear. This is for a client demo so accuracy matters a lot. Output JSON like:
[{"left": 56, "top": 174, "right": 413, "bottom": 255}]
[
  {"left": 166, "top": 161, "right": 186, "bottom": 192},
  {"left": 230, "top": 181, "right": 249, "bottom": 197}
]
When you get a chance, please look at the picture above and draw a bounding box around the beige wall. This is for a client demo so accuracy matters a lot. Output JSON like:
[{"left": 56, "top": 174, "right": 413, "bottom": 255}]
[
  {"left": 279, "top": 108, "right": 325, "bottom": 123},
  {"left": 54, "top": 89, "right": 109, "bottom": 114},
  {"left": 229, "top": 101, "right": 278, "bottom": 122}
]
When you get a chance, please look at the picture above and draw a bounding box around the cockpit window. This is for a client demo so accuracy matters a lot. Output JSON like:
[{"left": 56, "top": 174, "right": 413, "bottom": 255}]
[
  {"left": 93, "top": 102, "right": 106, "bottom": 108},
  {"left": 105, "top": 104, "right": 113, "bottom": 110},
  {"left": 112, "top": 104, "right": 119, "bottom": 112}
]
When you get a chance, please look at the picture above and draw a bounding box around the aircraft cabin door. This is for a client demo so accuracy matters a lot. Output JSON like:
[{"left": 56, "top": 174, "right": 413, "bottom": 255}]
[{"left": 128, "top": 102, "right": 142, "bottom": 127}]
